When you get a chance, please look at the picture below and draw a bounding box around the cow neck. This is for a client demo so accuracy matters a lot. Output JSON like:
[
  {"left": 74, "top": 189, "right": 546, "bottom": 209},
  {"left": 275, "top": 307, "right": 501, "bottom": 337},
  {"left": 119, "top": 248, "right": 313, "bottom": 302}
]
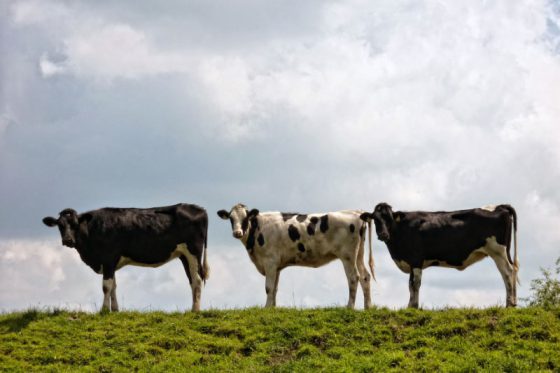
[
  {"left": 241, "top": 215, "right": 260, "bottom": 250},
  {"left": 381, "top": 217, "right": 399, "bottom": 254}
]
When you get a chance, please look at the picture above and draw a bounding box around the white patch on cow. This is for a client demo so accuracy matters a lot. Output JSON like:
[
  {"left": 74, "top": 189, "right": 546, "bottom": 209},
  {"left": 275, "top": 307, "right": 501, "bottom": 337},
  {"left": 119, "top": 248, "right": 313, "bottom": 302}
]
[
  {"left": 480, "top": 205, "right": 497, "bottom": 212},
  {"left": 116, "top": 243, "right": 187, "bottom": 269},
  {"left": 394, "top": 260, "right": 411, "bottom": 273}
]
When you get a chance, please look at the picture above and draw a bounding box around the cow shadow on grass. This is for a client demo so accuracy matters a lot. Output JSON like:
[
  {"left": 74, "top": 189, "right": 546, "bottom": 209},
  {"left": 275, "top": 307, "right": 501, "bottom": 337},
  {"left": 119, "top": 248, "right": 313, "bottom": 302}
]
[{"left": 0, "top": 309, "right": 41, "bottom": 333}]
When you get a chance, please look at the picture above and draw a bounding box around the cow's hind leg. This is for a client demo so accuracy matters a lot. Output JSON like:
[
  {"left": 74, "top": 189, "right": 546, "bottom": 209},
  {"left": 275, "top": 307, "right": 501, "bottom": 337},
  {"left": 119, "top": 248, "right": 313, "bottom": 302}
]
[
  {"left": 341, "top": 258, "right": 359, "bottom": 309},
  {"left": 485, "top": 239, "right": 516, "bottom": 307},
  {"left": 180, "top": 246, "right": 203, "bottom": 312},
  {"left": 408, "top": 268, "right": 422, "bottom": 309},
  {"left": 356, "top": 239, "right": 372, "bottom": 309}
]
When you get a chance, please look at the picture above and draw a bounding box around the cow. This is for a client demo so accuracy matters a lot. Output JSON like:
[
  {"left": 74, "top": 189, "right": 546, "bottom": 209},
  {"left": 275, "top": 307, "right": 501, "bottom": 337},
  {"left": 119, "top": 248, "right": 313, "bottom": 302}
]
[
  {"left": 217, "top": 203, "right": 374, "bottom": 309},
  {"left": 42, "top": 203, "right": 209, "bottom": 312},
  {"left": 360, "top": 203, "right": 518, "bottom": 308}
]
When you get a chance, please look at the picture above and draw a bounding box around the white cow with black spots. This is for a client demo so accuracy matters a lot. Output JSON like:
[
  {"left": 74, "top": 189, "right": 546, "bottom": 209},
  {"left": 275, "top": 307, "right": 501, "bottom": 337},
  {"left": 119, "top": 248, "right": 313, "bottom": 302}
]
[{"left": 218, "top": 203, "right": 374, "bottom": 308}]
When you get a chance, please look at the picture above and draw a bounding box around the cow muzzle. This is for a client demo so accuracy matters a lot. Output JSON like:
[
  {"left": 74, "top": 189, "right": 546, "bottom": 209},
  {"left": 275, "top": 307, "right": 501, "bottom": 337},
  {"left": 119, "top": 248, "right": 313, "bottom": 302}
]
[
  {"left": 379, "top": 232, "right": 389, "bottom": 242},
  {"left": 233, "top": 230, "right": 243, "bottom": 239},
  {"left": 62, "top": 238, "right": 75, "bottom": 247}
]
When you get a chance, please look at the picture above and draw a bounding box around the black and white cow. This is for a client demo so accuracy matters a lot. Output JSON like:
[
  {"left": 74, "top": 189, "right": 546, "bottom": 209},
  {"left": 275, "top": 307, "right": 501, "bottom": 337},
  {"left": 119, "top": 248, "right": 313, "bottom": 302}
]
[
  {"left": 42, "top": 203, "right": 209, "bottom": 312},
  {"left": 360, "top": 203, "right": 518, "bottom": 308},
  {"left": 218, "top": 203, "right": 374, "bottom": 308}
]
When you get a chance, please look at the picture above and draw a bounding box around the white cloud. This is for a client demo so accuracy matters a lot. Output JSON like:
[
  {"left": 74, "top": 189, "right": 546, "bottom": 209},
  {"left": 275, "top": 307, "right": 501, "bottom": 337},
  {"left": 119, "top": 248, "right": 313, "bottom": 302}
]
[
  {"left": 2, "top": 0, "right": 560, "bottom": 311},
  {"left": 10, "top": 0, "right": 69, "bottom": 26},
  {"left": 38, "top": 53, "right": 66, "bottom": 77}
]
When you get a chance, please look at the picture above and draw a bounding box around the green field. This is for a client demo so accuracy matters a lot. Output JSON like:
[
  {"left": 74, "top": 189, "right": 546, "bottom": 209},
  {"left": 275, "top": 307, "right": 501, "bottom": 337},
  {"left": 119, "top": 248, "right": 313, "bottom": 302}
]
[{"left": 1, "top": 307, "right": 559, "bottom": 372}]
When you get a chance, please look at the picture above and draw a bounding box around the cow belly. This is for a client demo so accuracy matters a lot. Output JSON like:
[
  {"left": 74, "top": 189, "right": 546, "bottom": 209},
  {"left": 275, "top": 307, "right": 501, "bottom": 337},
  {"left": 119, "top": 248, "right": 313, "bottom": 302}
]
[
  {"left": 423, "top": 248, "right": 489, "bottom": 270},
  {"left": 117, "top": 243, "right": 188, "bottom": 269},
  {"left": 394, "top": 260, "right": 412, "bottom": 273},
  {"left": 293, "top": 252, "right": 337, "bottom": 268}
]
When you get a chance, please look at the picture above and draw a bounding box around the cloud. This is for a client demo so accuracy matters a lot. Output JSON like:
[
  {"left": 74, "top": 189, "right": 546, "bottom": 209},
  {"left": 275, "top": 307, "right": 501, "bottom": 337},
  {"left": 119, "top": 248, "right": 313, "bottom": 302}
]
[{"left": 1, "top": 0, "right": 560, "bottom": 311}]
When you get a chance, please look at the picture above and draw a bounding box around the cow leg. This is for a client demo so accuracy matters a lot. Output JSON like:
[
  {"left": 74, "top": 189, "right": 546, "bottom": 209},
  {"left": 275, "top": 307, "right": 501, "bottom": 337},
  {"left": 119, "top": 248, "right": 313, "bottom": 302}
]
[
  {"left": 181, "top": 249, "right": 203, "bottom": 312},
  {"left": 356, "top": 243, "right": 372, "bottom": 309},
  {"left": 408, "top": 268, "right": 422, "bottom": 308},
  {"left": 341, "top": 258, "right": 359, "bottom": 309},
  {"left": 101, "top": 275, "right": 115, "bottom": 312},
  {"left": 486, "top": 244, "right": 516, "bottom": 307},
  {"left": 264, "top": 267, "right": 279, "bottom": 308},
  {"left": 273, "top": 270, "right": 281, "bottom": 307},
  {"left": 110, "top": 277, "right": 119, "bottom": 312}
]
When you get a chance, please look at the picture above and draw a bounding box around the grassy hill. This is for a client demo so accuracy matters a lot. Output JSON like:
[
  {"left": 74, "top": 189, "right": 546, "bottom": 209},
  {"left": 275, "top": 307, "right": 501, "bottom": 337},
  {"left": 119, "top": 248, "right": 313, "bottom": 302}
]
[{"left": 1, "top": 307, "right": 559, "bottom": 372}]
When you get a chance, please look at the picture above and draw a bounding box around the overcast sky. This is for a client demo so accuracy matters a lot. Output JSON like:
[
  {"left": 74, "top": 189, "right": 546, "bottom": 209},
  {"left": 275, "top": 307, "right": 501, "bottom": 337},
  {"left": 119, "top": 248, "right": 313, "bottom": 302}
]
[{"left": 1, "top": 0, "right": 560, "bottom": 312}]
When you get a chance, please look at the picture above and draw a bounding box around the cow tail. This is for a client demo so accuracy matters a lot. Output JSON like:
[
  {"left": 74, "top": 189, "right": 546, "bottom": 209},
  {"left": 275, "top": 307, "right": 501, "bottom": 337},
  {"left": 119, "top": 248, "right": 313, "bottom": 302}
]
[
  {"left": 203, "top": 228, "right": 210, "bottom": 283},
  {"left": 511, "top": 207, "right": 519, "bottom": 285},
  {"left": 367, "top": 219, "right": 375, "bottom": 282},
  {"left": 500, "top": 205, "right": 519, "bottom": 285}
]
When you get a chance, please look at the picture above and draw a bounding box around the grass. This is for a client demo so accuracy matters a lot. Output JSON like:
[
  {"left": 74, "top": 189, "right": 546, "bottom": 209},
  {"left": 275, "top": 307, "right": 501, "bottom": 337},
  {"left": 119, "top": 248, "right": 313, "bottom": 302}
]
[{"left": 1, "top": 307, "right": 559, "bottom": 372}]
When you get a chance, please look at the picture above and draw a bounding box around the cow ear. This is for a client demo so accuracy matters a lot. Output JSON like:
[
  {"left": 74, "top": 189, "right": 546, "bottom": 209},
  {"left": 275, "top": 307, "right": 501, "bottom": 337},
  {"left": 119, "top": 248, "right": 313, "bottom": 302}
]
[
  {"left": 217, "top": 210, "right": 230, "bottom": 219},
  {"left": 43, "top": 217, "right": 58, "bottom": 227},
  {"left": 248, "top": 209, "right": 259, "bottom": 218},
  {"left": 360, "top": 212, "right": 372, "bottom": 221}
]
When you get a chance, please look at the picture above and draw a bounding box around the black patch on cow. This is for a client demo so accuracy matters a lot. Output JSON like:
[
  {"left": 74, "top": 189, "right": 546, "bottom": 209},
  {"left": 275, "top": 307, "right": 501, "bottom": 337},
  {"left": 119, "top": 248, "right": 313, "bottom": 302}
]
[
  {"left": 246, "top": 217, "right": 260, "bottom": 251},
  {"left": 359, "top": 225, "right": 366, "bottom": 237},
  {"left": 307, "top": 224, "right": 315, "bottom": 235},
  {"left": 297, "top": 243, "right": 305, "bottom": 252},
  {"left": 288, "top": 225, "right": 300, "bottom": 242},
  {"left": 349, "top": 224, "right": 355, "bottom": 233},
  {"left": 241, "top": 216, "right": 249, "bottom": 233},
  {"left": 307, "top": 217, "right": 318, "bottom": 235},
  {"left": 282, "top": 213, "right": 297, "bottom": 221},
  {"left": 320, "top": 215, "right": 329, "bottom": 233},
  {"left": 296, "top": 214, "right": 307, "bottom": 222},
  {"left": 257, "top": 233, "right": 265, "bottom": 246}
]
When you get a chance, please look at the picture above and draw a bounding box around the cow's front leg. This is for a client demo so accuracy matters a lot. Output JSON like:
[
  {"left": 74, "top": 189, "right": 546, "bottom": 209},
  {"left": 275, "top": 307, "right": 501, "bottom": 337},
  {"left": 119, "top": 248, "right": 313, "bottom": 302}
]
[
  {"left": 408, "top": 268, "right": 422, "bottom": 308},
  {"left": 341, "top": 258, "right": 359, "bottom": 309},
  {"left": 110, "top": 277, "right": 119, "bottom": 312},
  {"left": 101, "top": 269, "right": 116, "bottom": 312},
  {"left": 264, "top": 267, "right": 279, "bottom": 308}
]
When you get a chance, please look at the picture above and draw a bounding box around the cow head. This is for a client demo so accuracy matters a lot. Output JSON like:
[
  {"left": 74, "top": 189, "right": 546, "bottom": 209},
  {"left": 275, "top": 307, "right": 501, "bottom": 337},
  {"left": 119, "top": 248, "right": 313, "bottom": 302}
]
[
  {"left": 217, "top": 203, "right": 259, "bottom": 239},
  {"left": 366, "top": 203, "right": 395, "bottom": 242},
  {"left": 42, "top": 209, "right": 92, "bottom": 248}
]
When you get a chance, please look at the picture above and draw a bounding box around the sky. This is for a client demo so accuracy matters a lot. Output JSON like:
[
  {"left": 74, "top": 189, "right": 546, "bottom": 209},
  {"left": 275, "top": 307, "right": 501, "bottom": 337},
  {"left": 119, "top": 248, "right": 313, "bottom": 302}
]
[{"left": 1, "top": 0, "right": 560, "bottom": 312}]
